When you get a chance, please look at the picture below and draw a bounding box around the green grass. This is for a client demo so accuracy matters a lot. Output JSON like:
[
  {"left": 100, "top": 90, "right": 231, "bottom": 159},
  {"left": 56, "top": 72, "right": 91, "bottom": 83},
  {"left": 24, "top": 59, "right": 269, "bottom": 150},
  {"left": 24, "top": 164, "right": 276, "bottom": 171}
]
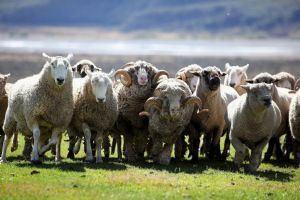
[{"left": 0, "top": 136, "right": 299, "bottom": 200}]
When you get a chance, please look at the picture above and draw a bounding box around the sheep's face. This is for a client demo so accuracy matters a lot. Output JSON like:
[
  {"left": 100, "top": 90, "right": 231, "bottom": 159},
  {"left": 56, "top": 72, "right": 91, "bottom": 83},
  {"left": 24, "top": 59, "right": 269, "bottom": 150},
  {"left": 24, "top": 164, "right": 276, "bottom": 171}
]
[
  {"left": 72, "top": 60, "right": 101, "bottom": 78},
  {"left": 195, "top": 66, "right": 226, "bottom": 91},
  {"left": 275, "top": 79, "right": 292, "bottom": 90},
  {"left": 89, "top": 71, "right": 111, "bottom": 103},
  {"left": 243, "top": 83, "right": 273, "bottom": 108},
  {"left": 225, "top": 63, "right": 249, "bottom": 88},
  {"left": 134, "top": 67, "right": 149, "bottom": 86},
  {"left": 161, "top": 92, "right": 183, "bottom": 119},
  {"left": 0, "top": 73, "right": 10, "bottom": 97},
  {"left": 43, "top": 53, "right": 73, "bottom": 86}
]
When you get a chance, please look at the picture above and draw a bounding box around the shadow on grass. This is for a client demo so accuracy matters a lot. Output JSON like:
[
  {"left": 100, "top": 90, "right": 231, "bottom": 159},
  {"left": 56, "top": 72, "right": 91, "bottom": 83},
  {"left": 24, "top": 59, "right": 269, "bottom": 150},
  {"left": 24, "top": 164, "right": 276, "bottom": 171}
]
[
  {"left": 10, "top": 156, "right": 127, "bottom": 172},
  {"left": 125, "top": 157, "right": 294, "bottom": 182}
]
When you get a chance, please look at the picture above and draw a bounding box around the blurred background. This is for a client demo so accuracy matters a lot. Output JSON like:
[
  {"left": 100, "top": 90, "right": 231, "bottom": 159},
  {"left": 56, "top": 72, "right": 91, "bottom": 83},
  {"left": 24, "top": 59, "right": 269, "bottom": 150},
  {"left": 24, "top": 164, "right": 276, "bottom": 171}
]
[{"left": 0, "top": 0, "right": 299, "bottom": 82}]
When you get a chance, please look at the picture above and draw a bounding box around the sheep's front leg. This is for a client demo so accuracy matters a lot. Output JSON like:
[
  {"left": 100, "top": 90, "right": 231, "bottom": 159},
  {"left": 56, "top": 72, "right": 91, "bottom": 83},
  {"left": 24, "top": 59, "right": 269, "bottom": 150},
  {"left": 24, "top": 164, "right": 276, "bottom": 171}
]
[
  {"left": 31, "top": 124, "right": 41, "bottom": 164},
  {"left": 0, "top": 134, "right": 4, "bottom": 156},
  {"left": 82, "top": 123, "right": 93, "bottom": 162},
  {"left": 151, "top": 136, "right": 163, "bottom": 163},
  {"left": 0, "top": 134, "right": 13, "bottom": 163},
  {"left": 159, "top": 143, "right": 173, "bottom": 165},
  {"left": 231, "top": 133, "right": 247, "bottom": 170},
  {"left": 22, "top": 136, "right": 32, "bottom": 160},
  {"left": 248, "top": 137, "right": 269, "bottom": 173},
  {"left": 95, "top": 131, "right": 104, "bottom": 163}
]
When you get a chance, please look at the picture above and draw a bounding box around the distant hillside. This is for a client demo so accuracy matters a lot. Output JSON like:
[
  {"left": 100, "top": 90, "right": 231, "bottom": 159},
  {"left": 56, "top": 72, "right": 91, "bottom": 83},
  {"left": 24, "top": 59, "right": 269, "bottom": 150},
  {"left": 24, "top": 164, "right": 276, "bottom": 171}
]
[{"left": 0, "top": 0, "right": 300, "bottom": 38}]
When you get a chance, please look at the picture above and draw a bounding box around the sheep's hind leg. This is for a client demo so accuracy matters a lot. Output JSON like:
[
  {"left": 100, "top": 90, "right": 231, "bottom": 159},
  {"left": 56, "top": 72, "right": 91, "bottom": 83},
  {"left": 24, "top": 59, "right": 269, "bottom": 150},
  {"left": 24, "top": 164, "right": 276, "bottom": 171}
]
[
  {"left": 10, "top": 132, "right": 18, "bottom": 152},
  {"left": 0, "top": 134, "right": 13, "bottom": 163}
]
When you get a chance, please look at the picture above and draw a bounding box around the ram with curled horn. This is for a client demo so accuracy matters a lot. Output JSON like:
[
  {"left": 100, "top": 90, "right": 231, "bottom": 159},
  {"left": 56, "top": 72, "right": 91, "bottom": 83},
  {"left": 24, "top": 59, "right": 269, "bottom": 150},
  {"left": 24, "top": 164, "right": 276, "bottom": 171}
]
[
  {"left": 140, "top": 78, "right": 205, "bottom": 165},
  {"left": 113, "top": 60, "right": 171, "bottom": 162}
]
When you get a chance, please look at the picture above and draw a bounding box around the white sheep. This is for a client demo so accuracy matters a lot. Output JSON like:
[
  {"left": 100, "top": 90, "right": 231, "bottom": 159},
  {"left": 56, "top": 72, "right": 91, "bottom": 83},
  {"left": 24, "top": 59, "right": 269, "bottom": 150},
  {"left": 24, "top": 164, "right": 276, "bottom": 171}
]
[
  {"left": 1, "top": 53, "right": 74, "bottom": 164},
  {"left": 289, "top": 90, "right": 300, "bottom": 166},
  {"left": 175, "top": 64, "right": 202, "bottom": 93},
  {"left": 227, "top": 83, "right": 281, "bottom": 173},
  {"left": 246, "top": 72, "right": 295, "bottom": 161},
  {"left": 68, "top": 70, "right": 118, "bottom": 163},
  {"left": 224, "top": 63, "right": 249, "bottom": 95},
  {"left": 192, "top": 66, "right": 239, "bottom": 160}
]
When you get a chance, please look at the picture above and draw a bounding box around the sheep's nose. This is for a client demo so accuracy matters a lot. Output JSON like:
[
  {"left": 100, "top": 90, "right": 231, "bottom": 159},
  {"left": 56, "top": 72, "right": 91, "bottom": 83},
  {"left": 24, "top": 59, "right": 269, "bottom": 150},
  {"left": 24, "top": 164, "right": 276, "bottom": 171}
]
[
  {"left": 263, "top": 98, "right": 271, "bottom": 106},
  {"left": 229, "top": 83, "right": 235, "bottom": 87},
  {"left": 56, "top": 78, "right": 64, "bottom": 85},
  {"left": 97, "top": 98, "right": 105, "bottom": 103}
]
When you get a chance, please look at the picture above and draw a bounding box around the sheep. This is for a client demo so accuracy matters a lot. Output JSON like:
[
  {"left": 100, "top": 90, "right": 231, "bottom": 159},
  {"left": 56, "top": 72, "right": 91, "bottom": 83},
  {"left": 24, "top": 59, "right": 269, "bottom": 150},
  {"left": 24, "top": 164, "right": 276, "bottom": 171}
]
[
  {"left": 114, "top": 60, "right": 169, "bottom": 161},
  {"left": 174, "top": 64, "right": 202, "bottom": 161},
  {"left": 67, "top": 69, "right": 118, "bottom": 163},
  {"left": 273, "top": 72, "right": 295, "bottom": 90},
  {"left": 72, "top": 59, "right": 101, "bottom": 78},
  {"left": 295, "top": 78, "right": 300, "bottom": 91},
  {"left": 289, "top": 90, "right": 300, "bottom": 166},
  {"left": 246, "top": 72, "right": 295, "bottom": 161},
  {"left": 227, "top": 83, "right": 281, "bottom": 173},
  {"left": 139, "top": 78, "right": 203, "bottom": 165},
  {"left": 0, "top": 73, "right": 12, "bottom": 155},
  {"left": 0, "top": 53, "right": 74, "bottom": 164},
  {"left": 224, "top": 63, "right": 249, "bottom": 95},
  {"left": 191, "top": 66, "right": 239, "bottom": 160}
]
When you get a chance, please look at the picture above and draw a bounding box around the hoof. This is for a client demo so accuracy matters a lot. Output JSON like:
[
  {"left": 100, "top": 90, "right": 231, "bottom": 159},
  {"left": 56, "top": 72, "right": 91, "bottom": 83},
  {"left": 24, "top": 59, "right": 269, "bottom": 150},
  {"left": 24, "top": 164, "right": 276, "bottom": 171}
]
[
  {"left": 11, "top": 146, "right": 18, "bottom": 152},
  {"left": 0, "top": 158, "right": 7, "bottom": 163},
  {"left": 84, "top": 156, "right": 94, "bottom": 163},
  {"left": 67, "top": 151, "right": 75, "bottom": 160},
  {"left": 245, "top": 165, "right": 257, "bottom": 174},
  {"left": 159, "top": 157, "right": 171, "bottom": 165},
  {"left": 96, "top": 159, "right": 103, "bottom": 164},
  {"left": 31, "top": 160, "right": 42, "bottom": 165}
]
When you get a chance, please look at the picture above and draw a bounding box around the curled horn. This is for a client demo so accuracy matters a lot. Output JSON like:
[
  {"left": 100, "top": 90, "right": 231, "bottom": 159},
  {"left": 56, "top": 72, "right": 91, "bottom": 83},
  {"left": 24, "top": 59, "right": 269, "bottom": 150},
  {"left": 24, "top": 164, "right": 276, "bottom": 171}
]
[
  {"left": 139, "top": 111, "right": 151, "bottom": 117},
  {"left": 153, "top": 70, "right": 169, "bottom": 83},
  {"left": 183, "top": 96, "right": 202, "bottom": 109},
  {"left": 295, "top": 79, "right": 300, "bottom": 91},
  {"left": 176, "top": 72, "right": 187, "bottom": 82},
  {"left": 115, "top": 69, "right": 132, "bottom": 87},
  {"left": 144, "top": 97, "right": 162, "bottom": 111},
  {"left": 122, "top": 62, "right": 135, "bottom": 69}
]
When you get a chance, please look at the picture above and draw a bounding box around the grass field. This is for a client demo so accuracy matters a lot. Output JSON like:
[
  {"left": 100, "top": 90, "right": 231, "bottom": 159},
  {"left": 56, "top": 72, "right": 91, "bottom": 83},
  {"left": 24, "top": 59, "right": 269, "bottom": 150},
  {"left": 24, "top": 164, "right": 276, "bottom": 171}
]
[{"left": 0, "top": 136, "right": 299, "bottom": 200}]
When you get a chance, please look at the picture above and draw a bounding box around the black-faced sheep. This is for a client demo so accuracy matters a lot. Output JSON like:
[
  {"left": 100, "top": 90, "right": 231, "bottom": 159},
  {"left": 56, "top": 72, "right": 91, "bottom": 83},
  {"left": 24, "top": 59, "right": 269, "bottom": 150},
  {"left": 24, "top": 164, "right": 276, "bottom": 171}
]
[
  {"left": 227, "top": 83, "right": 281, "bottom": 173},
  {"left": 1, "top": 53, "right": 74, "bottom": 164},
  {"left": 192, "top": 66, "right": 239, "bottom": 160}
]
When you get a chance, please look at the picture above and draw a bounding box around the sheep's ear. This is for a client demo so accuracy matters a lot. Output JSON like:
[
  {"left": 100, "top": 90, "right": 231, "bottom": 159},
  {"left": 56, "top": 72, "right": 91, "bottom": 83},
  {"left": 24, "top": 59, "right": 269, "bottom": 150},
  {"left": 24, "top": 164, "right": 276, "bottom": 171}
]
[
  {"left": 240, "top": 84, "right": 251, "bottom": 92},
  {"left": 94, "top": 66, "right": 102, "bottom": 71},
  {"left": 4, "top": 73, "right": 10, "bottom": 81},
  {"left": 245, "top": 79, "right": 254, "bottom": 84},
  {"left": 71, "top": 65, "right": 77, "bottom": 72},
  {"left": 42, "top": 53, "right": 52, "bottom": 63},
  {"left": 220, "top": 71, "right": 227, "bottom": 76},
  {"left": 225, "top": 63, "right": 231, "bottom": 71},
  {"left": 66, "top": 53, "right": 73, "bottom": 61},
  {"left": 190, "top": 70, "right": 201, "bottom": 77},
  {"left": 242, "top": 64, "right": 249, "bottom": 72}
]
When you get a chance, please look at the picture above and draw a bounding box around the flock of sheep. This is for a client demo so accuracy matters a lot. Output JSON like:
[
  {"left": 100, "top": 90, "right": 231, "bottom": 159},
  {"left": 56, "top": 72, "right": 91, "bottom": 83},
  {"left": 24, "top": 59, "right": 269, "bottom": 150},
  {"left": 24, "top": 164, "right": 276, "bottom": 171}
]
[{"left": 0, "top": 53, "right": 300, "bottom": 173}]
